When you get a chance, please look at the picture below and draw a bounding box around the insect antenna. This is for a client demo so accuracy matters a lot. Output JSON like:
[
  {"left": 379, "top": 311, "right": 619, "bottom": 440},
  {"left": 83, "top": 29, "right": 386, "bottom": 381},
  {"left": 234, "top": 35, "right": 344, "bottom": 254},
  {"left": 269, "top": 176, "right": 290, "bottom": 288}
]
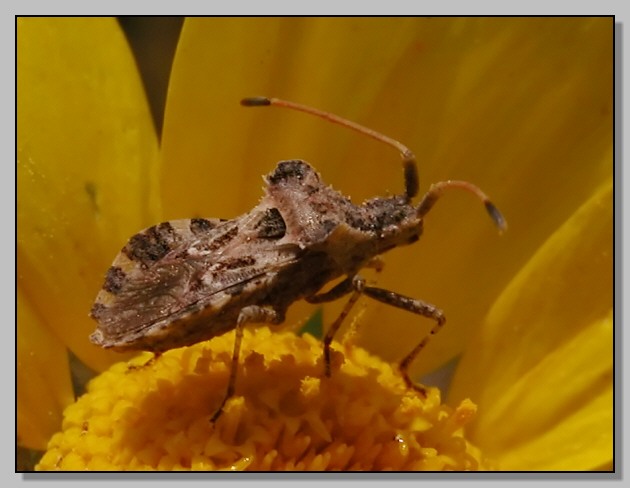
[
  {"left": 241, "top": 97, "right": 420, "bottom": 201},
  {"left": 417, "top": 180, "right": 507, "bottom": 233}
]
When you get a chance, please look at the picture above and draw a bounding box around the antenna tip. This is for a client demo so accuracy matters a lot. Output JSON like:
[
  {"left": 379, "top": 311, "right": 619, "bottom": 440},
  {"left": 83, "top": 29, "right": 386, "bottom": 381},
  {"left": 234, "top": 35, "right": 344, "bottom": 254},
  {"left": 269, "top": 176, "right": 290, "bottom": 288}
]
[
  {"left": 241, "top": 97, "right": 271, "bottom": 107},
  {"left": 484, "top": 201, "right": 508, "bottom": 234}
]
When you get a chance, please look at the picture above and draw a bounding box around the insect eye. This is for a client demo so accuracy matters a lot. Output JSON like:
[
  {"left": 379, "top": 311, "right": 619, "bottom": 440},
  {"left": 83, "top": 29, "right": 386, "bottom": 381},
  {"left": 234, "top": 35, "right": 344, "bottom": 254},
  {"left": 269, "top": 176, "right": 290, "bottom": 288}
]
[{"left": 256, "top": 208, "right": 287, "bottom": 239}]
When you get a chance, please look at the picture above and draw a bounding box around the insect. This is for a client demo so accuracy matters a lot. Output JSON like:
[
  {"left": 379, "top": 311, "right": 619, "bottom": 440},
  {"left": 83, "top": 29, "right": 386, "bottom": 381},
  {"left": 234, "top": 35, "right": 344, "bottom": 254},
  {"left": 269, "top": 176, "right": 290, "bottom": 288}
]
[{"left": 90, "top": 97, "right": 506, "bottom": 421}]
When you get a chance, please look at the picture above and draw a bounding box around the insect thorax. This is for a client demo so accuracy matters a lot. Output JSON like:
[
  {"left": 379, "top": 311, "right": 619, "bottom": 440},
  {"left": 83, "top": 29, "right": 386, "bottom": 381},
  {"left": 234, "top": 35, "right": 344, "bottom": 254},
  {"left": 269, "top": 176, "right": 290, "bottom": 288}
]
[{"left": 265, "top": 161, "right": 423, "bottom": 276}]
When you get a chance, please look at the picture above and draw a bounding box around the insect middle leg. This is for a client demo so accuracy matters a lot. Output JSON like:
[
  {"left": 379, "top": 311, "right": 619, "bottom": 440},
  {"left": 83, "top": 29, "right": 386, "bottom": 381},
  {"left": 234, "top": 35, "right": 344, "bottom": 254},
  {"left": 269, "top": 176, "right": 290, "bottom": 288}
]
[
  {"left": 210, "top": 305, "right": 284, "bottom": 423},
  {"left": 306, "top": 276, "right": 365, "bottom": 377}
]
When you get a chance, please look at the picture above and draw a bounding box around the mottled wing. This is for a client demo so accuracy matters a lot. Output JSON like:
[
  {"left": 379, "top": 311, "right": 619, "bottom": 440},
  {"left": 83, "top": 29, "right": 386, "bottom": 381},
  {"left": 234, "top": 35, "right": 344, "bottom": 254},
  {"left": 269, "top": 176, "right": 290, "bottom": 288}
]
[{"left": 90, "top": 212, "right": 297, "bottom": 350}]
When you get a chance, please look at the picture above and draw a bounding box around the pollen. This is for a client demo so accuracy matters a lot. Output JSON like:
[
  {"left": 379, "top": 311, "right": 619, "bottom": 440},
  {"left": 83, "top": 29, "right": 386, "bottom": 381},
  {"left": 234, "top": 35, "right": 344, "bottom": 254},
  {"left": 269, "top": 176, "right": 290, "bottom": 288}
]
[{"left": 36, "top": 327, "right": 488, "bottom": 471}]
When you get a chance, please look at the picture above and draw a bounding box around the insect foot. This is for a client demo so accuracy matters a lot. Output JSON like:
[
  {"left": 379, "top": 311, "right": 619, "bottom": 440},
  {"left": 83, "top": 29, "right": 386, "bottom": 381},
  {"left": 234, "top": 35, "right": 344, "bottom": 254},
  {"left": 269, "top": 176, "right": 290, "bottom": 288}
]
[{"left": 90, "top": 97, "right": 506, "bottom": 426}]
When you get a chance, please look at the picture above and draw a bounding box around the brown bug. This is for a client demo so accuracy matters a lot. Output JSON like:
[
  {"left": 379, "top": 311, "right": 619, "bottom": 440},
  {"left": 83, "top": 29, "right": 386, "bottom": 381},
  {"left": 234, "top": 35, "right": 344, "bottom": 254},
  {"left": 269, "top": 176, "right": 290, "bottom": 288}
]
[{"left": 90, "top": 97, "right": 506, "bottom": 421}]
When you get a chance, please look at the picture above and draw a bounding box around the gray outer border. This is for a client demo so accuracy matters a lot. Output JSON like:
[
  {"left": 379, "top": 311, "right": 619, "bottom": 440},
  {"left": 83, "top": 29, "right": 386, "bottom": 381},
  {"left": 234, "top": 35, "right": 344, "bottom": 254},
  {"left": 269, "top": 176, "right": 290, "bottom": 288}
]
[{"left": 9, "top": 3, "right": 627, "bottom": 486}]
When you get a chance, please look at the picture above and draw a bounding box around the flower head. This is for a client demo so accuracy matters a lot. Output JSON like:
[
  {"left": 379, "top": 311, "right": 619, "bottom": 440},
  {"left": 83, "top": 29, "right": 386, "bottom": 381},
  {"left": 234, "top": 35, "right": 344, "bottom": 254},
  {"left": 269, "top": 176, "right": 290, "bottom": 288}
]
[{"left": 37, "top": 328, "right": 487, "bottom": 471}]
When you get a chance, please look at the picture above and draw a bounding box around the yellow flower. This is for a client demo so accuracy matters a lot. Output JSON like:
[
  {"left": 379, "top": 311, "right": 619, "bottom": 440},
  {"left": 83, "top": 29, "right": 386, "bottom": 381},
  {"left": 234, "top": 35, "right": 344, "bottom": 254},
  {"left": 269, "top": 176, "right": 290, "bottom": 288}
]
[
  {"left": 18, "top": 17, "right": 612, "bottom": 471},
  {"left": 36, "top": 327, "right": 486, "bottom": 471}
]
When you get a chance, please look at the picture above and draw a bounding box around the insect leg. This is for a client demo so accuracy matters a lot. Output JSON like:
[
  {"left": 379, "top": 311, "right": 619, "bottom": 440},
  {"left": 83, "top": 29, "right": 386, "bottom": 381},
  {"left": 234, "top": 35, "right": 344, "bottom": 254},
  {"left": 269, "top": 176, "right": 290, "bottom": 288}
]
[
  {"left": 321, "top": 276, "right": 366, "bottom": 377},
  {"left": 305, "top": 277, "right": 354, "bottom": 304},
  {"left": 306, "top": 260, "right": 383, "bottom": 305},
  {"left": 210, "top": 305, "right": 284, "bottom": 423},
  {"left": 361, "top": 286, "right": 445, "bottom": 397}
]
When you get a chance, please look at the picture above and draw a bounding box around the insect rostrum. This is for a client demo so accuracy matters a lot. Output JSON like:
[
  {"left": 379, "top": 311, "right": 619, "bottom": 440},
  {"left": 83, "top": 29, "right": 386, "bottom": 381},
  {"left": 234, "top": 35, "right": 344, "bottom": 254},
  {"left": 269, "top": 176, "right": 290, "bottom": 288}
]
[{"left": 90, "top": 97, "right": 506, "bottom": 421}]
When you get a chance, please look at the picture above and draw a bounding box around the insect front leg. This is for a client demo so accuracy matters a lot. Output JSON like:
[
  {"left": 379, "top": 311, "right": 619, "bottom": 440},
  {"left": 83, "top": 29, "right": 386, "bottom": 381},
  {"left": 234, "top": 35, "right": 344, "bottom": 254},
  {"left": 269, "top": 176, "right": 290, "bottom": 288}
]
[
  {"left": 305, "top": 276, "right": 354, "bottom": 304},
  {"left": 360, "top": 286, "right": 445, "bottom": 397},
  {"left": 210, "top": 305, "right": 285, "bottom": 423}
]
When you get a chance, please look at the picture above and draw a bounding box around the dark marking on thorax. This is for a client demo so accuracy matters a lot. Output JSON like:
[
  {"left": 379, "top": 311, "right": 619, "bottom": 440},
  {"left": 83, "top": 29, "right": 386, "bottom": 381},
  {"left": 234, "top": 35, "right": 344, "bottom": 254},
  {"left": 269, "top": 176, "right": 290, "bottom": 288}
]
[{"left": 256, "top": 208, "right": 286, "bottom": 239}]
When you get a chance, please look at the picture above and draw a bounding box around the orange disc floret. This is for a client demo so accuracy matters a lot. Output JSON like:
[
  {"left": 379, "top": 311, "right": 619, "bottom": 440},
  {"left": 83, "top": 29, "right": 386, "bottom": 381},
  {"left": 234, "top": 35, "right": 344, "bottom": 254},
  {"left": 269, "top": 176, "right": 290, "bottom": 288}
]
[{"left": 36, "top": 327, "right": 488, "bottom": 471}]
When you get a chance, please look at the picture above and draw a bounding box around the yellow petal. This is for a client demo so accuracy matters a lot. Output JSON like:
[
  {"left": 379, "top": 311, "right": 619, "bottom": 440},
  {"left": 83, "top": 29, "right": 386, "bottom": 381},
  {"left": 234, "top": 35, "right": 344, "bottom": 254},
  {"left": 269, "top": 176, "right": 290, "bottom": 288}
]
[
  {"left": 161, "top": 18, "right": 612, "bottom": 375},
  {"left": 17, "top": 288, "right": 74, "bottom": 450},
  {"left": 358, "top": 17, "right": 613, "bottom": 375},
  {"left": 162, "top": 17, "right": 284, "bottom": 220},
  {"left": 489, "top": 315, "right": 612, "bottom": 470},
  {"left": 17, "top": 18, "right": 160, "bottom": 371},
  {"left": 450, "top": 179, "right": 612, "bottom": 468}
]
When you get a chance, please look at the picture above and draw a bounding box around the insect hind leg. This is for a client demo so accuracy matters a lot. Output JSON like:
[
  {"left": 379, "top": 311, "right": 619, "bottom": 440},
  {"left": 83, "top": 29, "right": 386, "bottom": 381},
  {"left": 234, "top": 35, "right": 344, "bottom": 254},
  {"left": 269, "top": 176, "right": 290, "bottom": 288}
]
[
  {"left": 361, "top": 286, "right": 445, "bottom": 397},
  {"left": 210, "top": 305, "right": 284, "bottom": 423}
]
